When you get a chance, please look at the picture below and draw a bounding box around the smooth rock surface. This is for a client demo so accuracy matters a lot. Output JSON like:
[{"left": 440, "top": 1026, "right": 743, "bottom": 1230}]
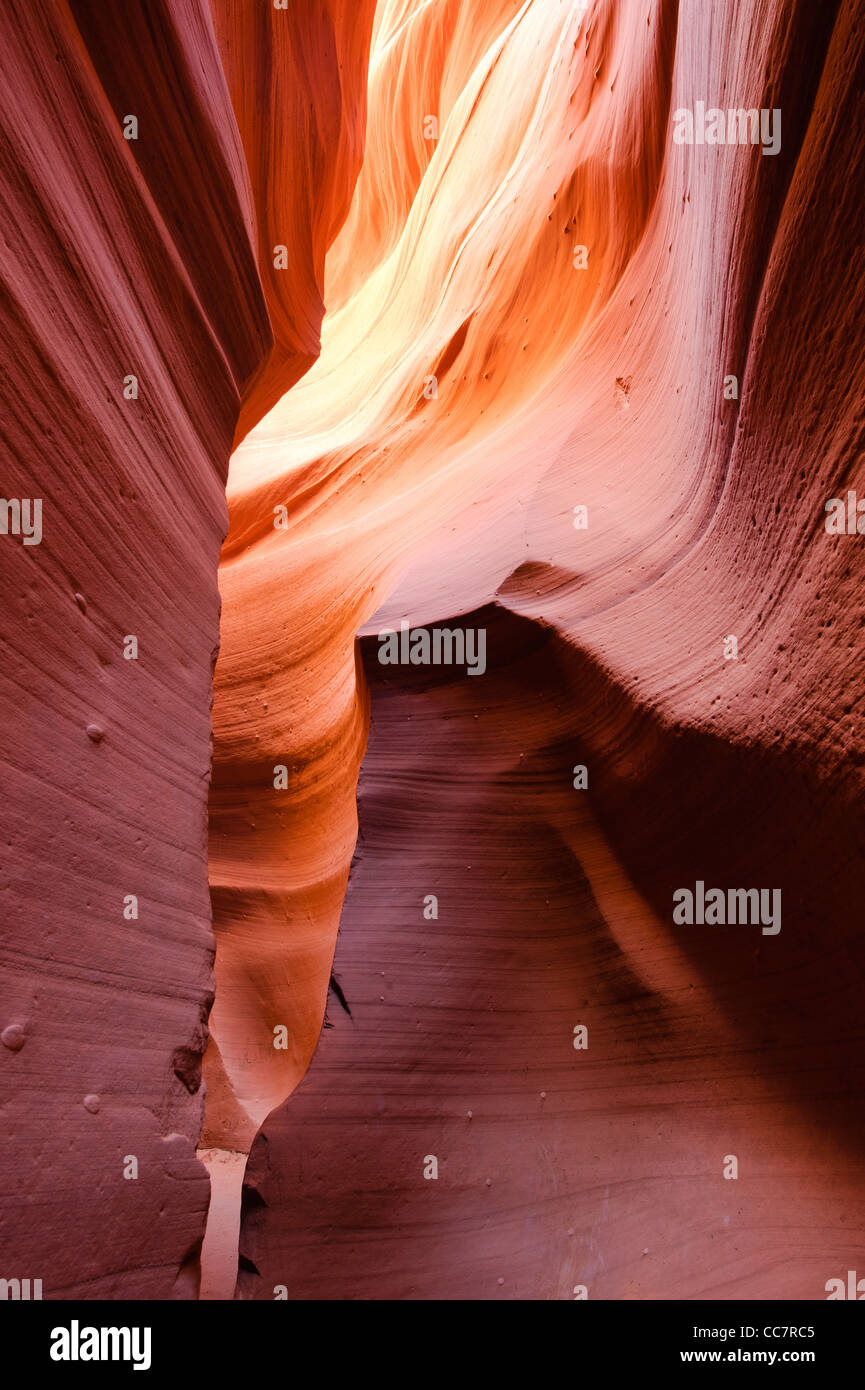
[{"left": 218, "top": 0, "right": 865, "bottom": 1299}]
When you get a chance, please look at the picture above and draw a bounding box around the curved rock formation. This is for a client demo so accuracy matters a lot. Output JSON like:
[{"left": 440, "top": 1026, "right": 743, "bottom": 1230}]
[
  {"left": 212, "top": 0, "right": 378, "bottom": 445},
  {"left": 3, "top": 0, "right": 865, "bottom": 1303},
  {"left": 212, "top": 0, "right": 865, "bottom": 1299}
]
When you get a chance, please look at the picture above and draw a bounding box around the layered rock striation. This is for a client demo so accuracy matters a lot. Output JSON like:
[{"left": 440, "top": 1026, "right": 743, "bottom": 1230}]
[{"left": 2, "top": 0, "right": 864, "bottom": 1302}]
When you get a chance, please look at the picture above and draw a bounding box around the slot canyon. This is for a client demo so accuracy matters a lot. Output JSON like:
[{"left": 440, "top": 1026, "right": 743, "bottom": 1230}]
[{"left": 1, "top": 0, "right": 864, "bottom": 1303}]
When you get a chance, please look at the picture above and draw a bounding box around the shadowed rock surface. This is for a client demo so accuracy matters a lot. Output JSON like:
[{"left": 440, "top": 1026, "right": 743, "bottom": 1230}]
[{"left": 0, "top": 0, "right": 370, "bottom": 1297}]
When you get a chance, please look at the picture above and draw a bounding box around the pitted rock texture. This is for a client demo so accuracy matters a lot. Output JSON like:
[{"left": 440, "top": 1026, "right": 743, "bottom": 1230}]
[{"left": 0, "top": 0, "right": 370, "bottom": 1297}]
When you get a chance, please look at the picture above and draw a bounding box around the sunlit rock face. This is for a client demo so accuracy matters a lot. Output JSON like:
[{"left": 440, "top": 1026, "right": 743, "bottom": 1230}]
[
  {"left": 214, "top": 0, "right": 865, "bottom": 1298},
  {"left": 212, "top": 0, "right": 378, "bottom": 444},
  {"left": 203, "top": 0, "right": 378, "bottom": 1148}
]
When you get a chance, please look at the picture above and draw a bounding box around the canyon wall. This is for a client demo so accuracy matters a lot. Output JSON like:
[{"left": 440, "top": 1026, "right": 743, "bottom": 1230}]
[
  {"left": 2, "top": 0, "right": 864, "bottom": 1302},
  {"left": 0, "top": 0, "right": 370, "bottom": 1297}
]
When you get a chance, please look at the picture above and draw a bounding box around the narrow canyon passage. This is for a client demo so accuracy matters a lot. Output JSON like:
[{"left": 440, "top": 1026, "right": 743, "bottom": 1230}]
[{"left": 4, "top": 0, "right": 863, "bottom": 1306}]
